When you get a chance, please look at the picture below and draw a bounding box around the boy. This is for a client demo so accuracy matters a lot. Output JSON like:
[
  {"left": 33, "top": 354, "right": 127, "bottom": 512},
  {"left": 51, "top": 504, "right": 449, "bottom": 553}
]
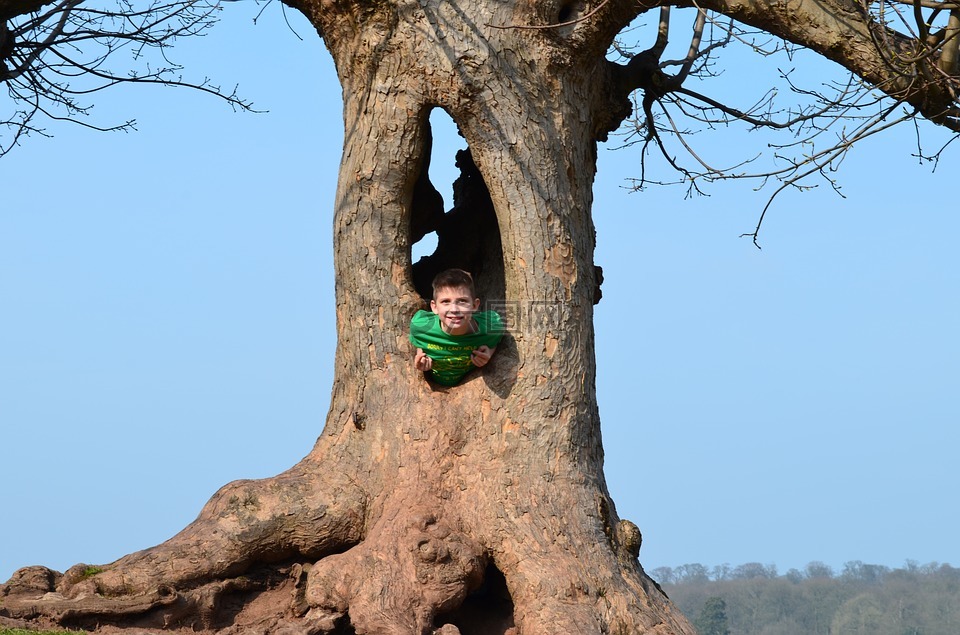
[{"left": 410, "top": 269, "right": 503, "bottom": 386}]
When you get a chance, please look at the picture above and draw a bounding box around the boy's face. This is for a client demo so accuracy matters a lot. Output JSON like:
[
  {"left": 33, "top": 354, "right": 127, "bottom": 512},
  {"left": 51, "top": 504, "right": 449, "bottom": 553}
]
[{"left": 431, "top": 285, "right": 480, "bottom": 335}]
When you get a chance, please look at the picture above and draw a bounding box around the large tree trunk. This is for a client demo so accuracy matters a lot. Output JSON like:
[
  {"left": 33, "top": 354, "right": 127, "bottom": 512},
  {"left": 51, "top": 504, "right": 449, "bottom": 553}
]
[{"left": 1, "top": 1, "right": 694, "bottom": 633}]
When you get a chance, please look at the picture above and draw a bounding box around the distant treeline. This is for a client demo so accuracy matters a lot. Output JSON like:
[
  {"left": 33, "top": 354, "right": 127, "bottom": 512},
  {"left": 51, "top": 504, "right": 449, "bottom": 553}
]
[{"left": 652, "top": 560, "right": 960, "bottom": 635}]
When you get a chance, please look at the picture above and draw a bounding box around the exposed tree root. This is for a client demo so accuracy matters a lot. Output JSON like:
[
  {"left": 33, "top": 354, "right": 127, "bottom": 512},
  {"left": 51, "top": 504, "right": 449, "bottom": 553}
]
[
  {"left": 306, "top": 508, "right": 486, "bottom": 634},
  {"left": 74, "top": 465, "right": 366, "bottom": 599},
  {"left": 1, "top": 452, "right": 372, "bottom": 633},
  {"left": 2, "top": 369, "right": 692, "bottom": 635}
]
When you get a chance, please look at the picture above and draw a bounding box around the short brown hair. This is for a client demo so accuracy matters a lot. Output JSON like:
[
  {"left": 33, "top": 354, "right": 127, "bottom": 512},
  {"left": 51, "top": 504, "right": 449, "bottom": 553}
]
[{"left": 431, "top": 268, "right": 476, "bottom": 299}]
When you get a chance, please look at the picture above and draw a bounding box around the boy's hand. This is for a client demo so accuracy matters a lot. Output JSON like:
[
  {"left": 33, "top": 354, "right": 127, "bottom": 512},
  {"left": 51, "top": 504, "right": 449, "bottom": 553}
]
[
  {"left": 471, "top": 345, "right": 495, "bottom": 367},
  {"left": 414, "top": 348, "right": 433, "bottom": 372}
]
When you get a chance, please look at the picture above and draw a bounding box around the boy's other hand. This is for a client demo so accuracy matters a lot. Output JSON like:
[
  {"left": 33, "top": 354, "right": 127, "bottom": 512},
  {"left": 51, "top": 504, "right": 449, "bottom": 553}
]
[
  {"left": 415, "top": 348, "right": 433, "bottom": 372},
  {"left": 471, "top": 345, "right": 495, "bottom": 367}
]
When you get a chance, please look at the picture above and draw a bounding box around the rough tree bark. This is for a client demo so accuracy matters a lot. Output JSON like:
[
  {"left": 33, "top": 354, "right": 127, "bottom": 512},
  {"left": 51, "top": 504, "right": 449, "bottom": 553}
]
[
  {"left": 2, "top": 0, "right": 957, "bottom": 632},
  {"left": 1, "top": 1, "right": 693, "bottom": 633}
]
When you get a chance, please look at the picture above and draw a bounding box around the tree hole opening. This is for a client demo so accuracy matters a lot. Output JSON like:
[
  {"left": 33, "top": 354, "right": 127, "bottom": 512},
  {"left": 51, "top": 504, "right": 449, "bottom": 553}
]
[
  {"left": 328, "top": 612, "right": 358, "bottom": 635},
  {"left": 434, "top": 561, "right": 515, "bottom": 635},
  {"left": 557, "top": 1, "right": 583, "bottom": 24},
  {"left": 413, "top": 230, "right": 439, "bottom": 262},
  {"left": 410, "top": 108, "right": 504, "bottom": 305}
]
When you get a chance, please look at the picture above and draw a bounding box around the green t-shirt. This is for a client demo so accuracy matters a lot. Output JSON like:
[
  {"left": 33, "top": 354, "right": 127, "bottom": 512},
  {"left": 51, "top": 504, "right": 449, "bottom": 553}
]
[{"left": 409, "top": 310, "right": 504, "bottom": 386}]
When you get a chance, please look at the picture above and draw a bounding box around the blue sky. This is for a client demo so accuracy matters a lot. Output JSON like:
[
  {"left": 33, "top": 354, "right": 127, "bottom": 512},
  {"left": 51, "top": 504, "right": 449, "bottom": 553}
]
[{"left": 2, "top": 6, "right": 957, "bottom": 583}]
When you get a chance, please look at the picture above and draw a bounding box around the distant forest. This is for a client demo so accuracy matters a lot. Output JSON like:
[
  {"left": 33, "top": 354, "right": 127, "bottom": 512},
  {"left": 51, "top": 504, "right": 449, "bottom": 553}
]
[{"left": 652, "top": 561, "right": 959, "bottom": 635}]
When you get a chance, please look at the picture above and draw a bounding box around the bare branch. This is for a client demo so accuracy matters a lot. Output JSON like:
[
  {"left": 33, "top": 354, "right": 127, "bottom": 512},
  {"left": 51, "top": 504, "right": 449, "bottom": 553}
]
[
  {"left": 939, "top": 9, "right": 960, "bottom": 72},
  {"left": 1, "top": 0, "right": 257, "bottom": 158},
  {"left": 675, "top": 8, "right": 705, "bottom": 83},
  {"left": 654, "top": 6, "right": 670, "bottom": 55},
  {"left": 606, "top": 5, "right": 958, "bottom": 244}
]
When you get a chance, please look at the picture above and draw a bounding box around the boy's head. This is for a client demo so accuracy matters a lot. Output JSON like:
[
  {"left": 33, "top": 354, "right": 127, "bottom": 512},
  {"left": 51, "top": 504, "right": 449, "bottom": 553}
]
[
  {"left": 430, "top": 269, "right": 480, "bottom": 335},
  {"left": 431, "top": 268, "right": 476, "bottom": 299}
]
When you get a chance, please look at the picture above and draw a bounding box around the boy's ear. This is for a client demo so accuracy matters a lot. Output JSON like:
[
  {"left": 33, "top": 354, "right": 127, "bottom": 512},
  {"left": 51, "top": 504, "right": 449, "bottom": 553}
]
[
  {"left": 472, "top": 298, "right": 480, "bottom": 311},
  {"left": 430, "top": 299, "right": 439, "bottom": 314}
]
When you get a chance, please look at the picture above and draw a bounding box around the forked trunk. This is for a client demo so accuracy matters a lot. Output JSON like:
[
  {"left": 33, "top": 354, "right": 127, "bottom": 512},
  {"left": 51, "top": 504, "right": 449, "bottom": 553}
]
[{"left": 1, "top": 1, "right": 694, "bottom": 633}]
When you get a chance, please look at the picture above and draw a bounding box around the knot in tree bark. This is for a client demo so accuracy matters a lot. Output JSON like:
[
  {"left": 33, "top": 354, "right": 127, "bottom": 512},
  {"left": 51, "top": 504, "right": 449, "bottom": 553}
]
[{"left": 616, "top": 519, "right": 642, "bottom": 560}]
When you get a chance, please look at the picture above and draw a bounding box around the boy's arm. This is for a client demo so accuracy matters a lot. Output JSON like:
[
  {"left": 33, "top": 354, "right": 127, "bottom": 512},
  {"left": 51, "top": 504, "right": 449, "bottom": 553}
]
[
  {"left": 471, "top": 345, "right": 495, "bottom": 367},
  {"left": 470, "top": 310, "right": 503, "bottom": 368},
  {"left": 410, "top": 311, "right": 433, "bottom": 373},
  {"left": 414, "top": 348, "right": 433, "bottom": 372}
]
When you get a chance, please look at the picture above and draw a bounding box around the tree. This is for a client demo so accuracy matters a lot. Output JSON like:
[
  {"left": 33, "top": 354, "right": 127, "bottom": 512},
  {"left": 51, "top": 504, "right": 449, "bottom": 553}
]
[
  {"left": 654, "top": 561, "right": 960, "bottom": 635},
  {"left": 805, "top": 562, "right": 836, "bottom": 580},
  {"left": 832, "top": 594, "right": 889, "bottom": 634},
  {"left": 1, "top": 0, "right": 958, "bottom": 634},
  {"left": 694, "top": 596, "right": 731, "bottom": 635}
]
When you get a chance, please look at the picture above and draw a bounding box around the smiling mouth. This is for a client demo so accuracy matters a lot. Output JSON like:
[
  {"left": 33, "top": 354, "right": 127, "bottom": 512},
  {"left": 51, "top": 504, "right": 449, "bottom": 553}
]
[{"left": 444, "top": 314, "right": 466, "bottom": 327}]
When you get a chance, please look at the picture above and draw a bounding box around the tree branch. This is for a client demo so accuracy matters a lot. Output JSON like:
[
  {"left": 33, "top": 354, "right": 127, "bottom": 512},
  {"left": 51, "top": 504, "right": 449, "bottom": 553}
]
[
  {"left": 689, "top": 0, "right": 960, "bottom": 129},
  {"left": 2, "top": 0, "right": 257, "bottom": 158}
]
